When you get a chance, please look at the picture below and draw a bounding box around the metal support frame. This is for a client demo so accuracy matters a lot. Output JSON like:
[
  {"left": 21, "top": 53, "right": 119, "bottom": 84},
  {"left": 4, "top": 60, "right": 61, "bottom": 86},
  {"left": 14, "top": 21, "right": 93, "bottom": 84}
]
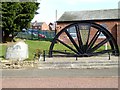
[
  {"left": 108, "top": 52, "right": 111, "bottom": 60},
  {"left": 43, "top": 50, "right": 45, "bottom": 61}
]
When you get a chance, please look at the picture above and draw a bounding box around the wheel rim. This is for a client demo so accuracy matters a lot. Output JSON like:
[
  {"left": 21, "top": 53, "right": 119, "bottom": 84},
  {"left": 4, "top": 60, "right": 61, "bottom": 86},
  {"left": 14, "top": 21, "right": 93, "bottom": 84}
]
[{"left": 49, "top": 21, "right": 119, "bottom": 57}]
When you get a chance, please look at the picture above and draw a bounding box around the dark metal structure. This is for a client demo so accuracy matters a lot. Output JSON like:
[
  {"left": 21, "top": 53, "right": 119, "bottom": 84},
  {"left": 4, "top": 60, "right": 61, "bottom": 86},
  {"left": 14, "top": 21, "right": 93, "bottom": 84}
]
[{"left": 49, "top": 21, "right": 119, "bottom": 57}]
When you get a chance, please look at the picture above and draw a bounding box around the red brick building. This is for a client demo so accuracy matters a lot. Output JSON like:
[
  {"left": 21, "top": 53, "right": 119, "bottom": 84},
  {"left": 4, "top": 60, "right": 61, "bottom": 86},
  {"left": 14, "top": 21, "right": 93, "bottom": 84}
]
[
  {"left": 56, "top": 9, "right": 120, "bottom": 46},
  {"left": 31, "top": 21, "right": 49, "bottom": 30}
]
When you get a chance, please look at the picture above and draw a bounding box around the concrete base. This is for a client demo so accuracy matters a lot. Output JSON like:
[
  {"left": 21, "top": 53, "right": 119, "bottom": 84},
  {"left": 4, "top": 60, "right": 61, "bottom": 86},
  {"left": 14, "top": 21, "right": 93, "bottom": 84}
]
[{"left": 38, "top": 56, "right": 119, "bottom": 69}]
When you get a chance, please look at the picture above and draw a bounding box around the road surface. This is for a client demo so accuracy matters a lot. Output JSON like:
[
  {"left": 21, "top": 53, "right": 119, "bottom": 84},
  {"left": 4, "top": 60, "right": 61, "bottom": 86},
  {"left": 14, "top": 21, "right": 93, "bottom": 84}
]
[{"left": 1, "top": 68, "right": 118, "bottom": 78}]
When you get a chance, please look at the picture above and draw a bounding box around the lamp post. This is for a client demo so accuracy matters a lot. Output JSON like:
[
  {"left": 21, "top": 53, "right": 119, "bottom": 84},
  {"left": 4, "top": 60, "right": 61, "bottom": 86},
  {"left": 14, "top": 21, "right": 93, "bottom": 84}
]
[{"left": 55, "top": 10, "right": 57, "bottom": 35}]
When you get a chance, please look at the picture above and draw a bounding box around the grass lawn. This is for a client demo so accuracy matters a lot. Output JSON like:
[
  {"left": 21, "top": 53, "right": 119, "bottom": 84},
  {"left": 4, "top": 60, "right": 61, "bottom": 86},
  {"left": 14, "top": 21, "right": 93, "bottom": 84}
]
[
  {"left": 0, "top": 40, "right": 114, "bottom": 60},
  {"left": 25, "top": 40, "right": 70, "bottom": 59},
  {"left": 0, "top": 44, "right": 7, "bottom": 58},
  {"left": 25, "top": 40, "right": 51, "bottom": 59},
  {"left": 0, "top": 40, "right": 70, "bottom": 60}
]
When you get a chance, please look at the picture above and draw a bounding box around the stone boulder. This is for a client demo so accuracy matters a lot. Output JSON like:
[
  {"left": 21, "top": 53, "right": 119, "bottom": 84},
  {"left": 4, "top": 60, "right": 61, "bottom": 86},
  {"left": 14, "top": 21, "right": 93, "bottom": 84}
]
[{"left": 5, "top": 41, "right": 29, "bottom": 61}]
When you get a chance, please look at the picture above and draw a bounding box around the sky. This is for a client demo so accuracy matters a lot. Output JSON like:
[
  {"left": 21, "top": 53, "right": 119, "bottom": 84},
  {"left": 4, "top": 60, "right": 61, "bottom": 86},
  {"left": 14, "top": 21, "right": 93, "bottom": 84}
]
[{"left": 31, "top": 0, "right": 120, "bottom": 24}]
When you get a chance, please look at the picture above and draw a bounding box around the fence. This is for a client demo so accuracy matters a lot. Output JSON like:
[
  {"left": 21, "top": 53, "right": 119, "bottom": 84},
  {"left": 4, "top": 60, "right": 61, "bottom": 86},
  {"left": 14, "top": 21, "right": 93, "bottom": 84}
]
[
  {"left": 16, "top": 30, "right": 55, "bottom": 41},
  {"left": 38, "top": 50, "right": 114, "bottom": 62}
]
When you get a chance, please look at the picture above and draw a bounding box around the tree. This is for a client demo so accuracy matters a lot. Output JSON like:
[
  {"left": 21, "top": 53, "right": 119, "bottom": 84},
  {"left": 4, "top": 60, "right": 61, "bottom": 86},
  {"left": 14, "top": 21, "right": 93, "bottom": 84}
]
[{"left": 1, "top": 2, "right": 39, "bottom": 42}]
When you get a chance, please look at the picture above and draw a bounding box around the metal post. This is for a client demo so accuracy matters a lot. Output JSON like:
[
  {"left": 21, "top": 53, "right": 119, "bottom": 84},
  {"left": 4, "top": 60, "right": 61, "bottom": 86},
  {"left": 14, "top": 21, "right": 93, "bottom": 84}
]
[
  {"left": 43, "top": 50, "right": 45, "bottom": 61},
  {"left": 108, "top": 52, "right": 110, "bottom": 60},
  {"left": 76, "top": 56, "right": 78, "bottom": 61},
  {"left": 65, "top": 50, "right": 66, "bottom": 52},
  {"left": 55, "top": 10, "right": 57, "bottom": 36}
]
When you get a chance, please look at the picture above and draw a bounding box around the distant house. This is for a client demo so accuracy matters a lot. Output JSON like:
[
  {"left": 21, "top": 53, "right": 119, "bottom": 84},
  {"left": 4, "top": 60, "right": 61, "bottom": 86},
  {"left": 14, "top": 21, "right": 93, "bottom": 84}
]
[
  {"left": 31, "top": 21, "right": 49, "bottom": 30},
  {"left": 56, "top": 9, "right": 120, "bottom": 46},
  {"left": 48, "top": 22, "right": 55, "bottom": 31}
]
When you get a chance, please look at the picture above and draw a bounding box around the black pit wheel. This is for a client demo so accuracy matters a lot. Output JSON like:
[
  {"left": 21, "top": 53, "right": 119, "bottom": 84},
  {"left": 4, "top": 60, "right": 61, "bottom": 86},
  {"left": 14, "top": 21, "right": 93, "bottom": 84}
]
[{"left": 49, "top": 21, "right": 119, "bottom": 57}]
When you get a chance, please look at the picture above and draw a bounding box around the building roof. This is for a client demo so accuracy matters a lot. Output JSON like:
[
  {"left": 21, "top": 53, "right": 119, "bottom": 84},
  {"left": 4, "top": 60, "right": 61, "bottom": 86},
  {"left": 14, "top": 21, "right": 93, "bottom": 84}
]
[
  {"left": 58, "top": 9, "right": 119, "bottom": 22},
  {"left": 31, "top": 21, "right": 45, "bottom": 26}
]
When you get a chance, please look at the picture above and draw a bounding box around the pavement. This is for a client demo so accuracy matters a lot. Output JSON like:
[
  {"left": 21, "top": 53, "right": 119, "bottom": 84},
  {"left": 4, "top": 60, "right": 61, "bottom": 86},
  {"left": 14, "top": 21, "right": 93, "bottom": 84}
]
[
  {"left": 38, "top": 56, "right": 119, "bottom": 69},
  {"left": 0, "top": 55, "right": 119, "bottom": 69}
]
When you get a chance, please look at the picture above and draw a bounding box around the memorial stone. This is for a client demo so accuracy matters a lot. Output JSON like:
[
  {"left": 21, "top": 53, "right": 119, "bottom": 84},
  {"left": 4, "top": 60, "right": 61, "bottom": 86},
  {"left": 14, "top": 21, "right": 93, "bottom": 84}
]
[{"left": 5, "top": 41, "right": 28, "bottom": 61}]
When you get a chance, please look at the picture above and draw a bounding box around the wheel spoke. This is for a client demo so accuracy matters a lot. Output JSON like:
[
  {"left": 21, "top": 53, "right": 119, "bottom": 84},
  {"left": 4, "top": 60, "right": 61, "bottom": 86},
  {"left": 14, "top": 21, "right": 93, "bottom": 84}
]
[
  {"left": 52, "top": 50, "right": 79, "bottom": 57},
  {"left": 86, "top": 31, "right": 101, "bottom": 52},
  {"left": 76, "top": 25, "right": 83, "bottom": 46},
  {"left": 91, "top": 49, "right": 113, "bottom": 55},
  {"left": 52, "top": 50, "right": 75, "bottom": 55},
  {"left": 57, "top": 39, "right": 80, "bottom": 54},
  {"left": 78, "top": 24, "right": 91, "bottom": 53},
  {"left": 65, "top": 30, "right": 82, "bottom": 53},
  {"left": 75, "top": 25, "right": 84, "bottom": 53},
  {"left": 85, "top": 28, "right": 90, "bottom": 47},
  {"left": 79, "top": 24, "right": 90, "bottom": 45},
  {"left": 89, "top": 38, "right": 110, "bottom": 53}
]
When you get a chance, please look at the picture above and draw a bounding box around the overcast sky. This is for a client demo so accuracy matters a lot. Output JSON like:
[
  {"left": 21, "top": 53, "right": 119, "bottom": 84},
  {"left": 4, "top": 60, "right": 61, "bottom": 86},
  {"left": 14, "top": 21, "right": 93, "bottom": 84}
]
[{"left": 31, "top": 0, "right": 120, "bottom": 23}]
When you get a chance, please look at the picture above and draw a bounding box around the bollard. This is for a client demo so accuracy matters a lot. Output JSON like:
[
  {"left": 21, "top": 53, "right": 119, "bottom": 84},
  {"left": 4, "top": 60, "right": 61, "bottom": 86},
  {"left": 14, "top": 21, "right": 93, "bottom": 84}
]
[
  {"left": 108, "top": 52, "right": 110, "bottom": 60},
  {"left": 43, "top": 50, "right": 45, "bottom": 61},
  {"left": 76, "top": 56, "right": 78, "bottom": 61},
  {"left": 65, "top": 50, "right": 66, "bottom": 52}
]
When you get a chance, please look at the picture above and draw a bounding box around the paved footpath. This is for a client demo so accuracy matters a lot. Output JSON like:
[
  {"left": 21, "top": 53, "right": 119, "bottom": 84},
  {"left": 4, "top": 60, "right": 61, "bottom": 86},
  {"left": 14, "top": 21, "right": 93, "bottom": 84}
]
[{"left": 0, "top": 68, "right": 119, "bottom": 88}]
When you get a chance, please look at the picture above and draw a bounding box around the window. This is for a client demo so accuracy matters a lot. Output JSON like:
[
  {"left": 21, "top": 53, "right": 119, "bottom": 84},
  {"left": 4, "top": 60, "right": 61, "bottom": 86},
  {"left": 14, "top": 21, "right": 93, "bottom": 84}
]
[
  {"left": 101, "top": 24, "right": 107, "bottom": 29},
  {"left": 99, "top": 33, "right": 106, "bottom": 38},
  {"left": 67, "top": 26, "right": 77, "bottom": 39},
  {"left": 98, "top": 24, "right": 107, "bottom": 38}
]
